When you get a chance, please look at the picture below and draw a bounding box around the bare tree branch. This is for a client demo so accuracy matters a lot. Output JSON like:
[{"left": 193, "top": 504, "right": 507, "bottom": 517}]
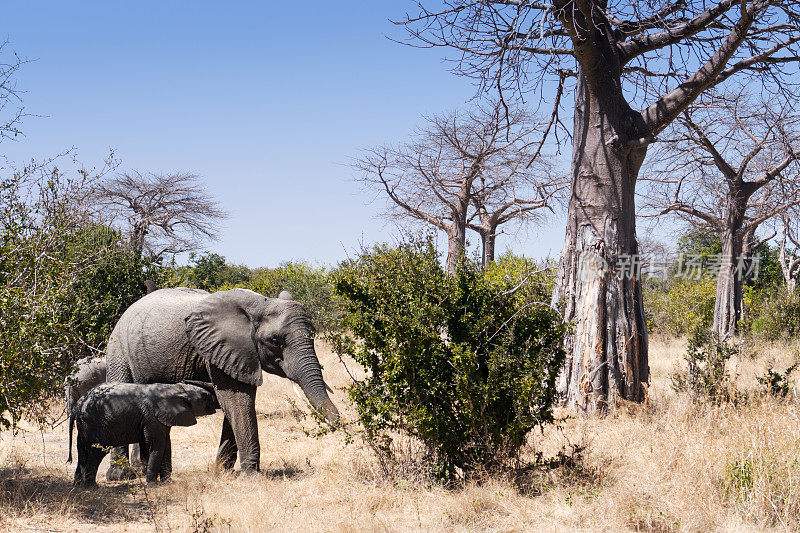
[
  {"left": 353, "top": 100, "right": 562, "bottom": 271},
  {"left": 93, "top": 171, "right": 227, "bottom": 261}
]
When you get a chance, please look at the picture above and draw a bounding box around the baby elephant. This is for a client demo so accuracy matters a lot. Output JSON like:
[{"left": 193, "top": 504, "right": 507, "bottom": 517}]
[
  {"left": 69, "top": 381, "right": 218, "bottom": 486},
  {"left": 65, "top": 356, "right": 107, "bottom": 416}
]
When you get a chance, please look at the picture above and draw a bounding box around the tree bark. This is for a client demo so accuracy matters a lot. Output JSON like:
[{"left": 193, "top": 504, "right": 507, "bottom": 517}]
[
  {"left": 552, "top": 73, "right": 649, "bottom": 414},
  {"left": 130, "top": 220, "right": 147, "bottom": 259},
  {"left": 482, "top": 229, "right": 496, "bottom": 267},
  {"left": 713, "top": 229, "right": 743, "bottom": 338},
  {"left": 445, "top": 218, "right": 467, "bottom": 275},
  {"left": 475, "top": 224, "right": 497, "bottom": 268}
]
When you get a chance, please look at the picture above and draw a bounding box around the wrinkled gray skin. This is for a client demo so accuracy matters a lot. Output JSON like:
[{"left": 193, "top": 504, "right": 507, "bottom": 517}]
[
  {"left": 69, "top": 381, "right": 218, "bottom": 485},
  {"left": 104, "top": 287, "right": 339, "bottom": 479},
  {"left": 65, "top": 357, "right": 107, "bottom": 417}
]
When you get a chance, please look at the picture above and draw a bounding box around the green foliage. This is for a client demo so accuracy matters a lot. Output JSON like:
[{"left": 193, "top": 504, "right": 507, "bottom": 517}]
[
  {"left": 747, "top": 241, "right": 783, "bottom": 291},
  {"left": 744, "top": 287, "right": 800, "bottom": 340},
  {"left": 58, "top": 225, "right": 164, "bottom": 355},
  {"left": 182, "top": 252, "right": 251, "bottom": 292},
  {"left": 329, "top": 237, "right": 566, "bottom": 479},
  {"left": 249, "top": 261, "right": 344, "bottom": 331},
  {"left": 757, "top": 362, "right": 798, "bottom": 399},
  {"left": 483, "top": 253, "right": 557, "bottom": 303},
  {"left": 720, "top": 458, "right": 754, "bottom": 505},
  {"left": 0, "top": 169, "right": 161, "bottom": 428},
  {"left": 644, "top": 276, "right": 717, "bottom": 336},
  {"left": 671, "top": 328, "right": 736, "bottom": 403},
  {"left": 676, "top": 228, "right": 722, "bottom": 263}
]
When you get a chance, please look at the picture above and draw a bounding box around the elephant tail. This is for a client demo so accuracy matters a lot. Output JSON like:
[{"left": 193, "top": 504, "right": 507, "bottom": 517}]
[{"left": 67, "top": 410, "right": 75, "bottom": 464}]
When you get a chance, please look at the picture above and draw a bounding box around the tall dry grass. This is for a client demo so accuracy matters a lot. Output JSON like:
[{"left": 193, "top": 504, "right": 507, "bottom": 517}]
[{"left": 1, "top": 336, "right": 799, "bottom": 532}]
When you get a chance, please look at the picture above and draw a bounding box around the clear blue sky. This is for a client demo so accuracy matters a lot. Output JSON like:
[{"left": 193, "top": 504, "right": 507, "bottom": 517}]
[{"left": 2, "top": 1, "right": 566, "bottom": 267}]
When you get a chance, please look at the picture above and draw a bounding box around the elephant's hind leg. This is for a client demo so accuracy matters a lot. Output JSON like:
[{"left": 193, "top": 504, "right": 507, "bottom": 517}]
[
  {"left": 83, "top": 446, "right": 107, "bottom": 486},
  {"left": 105, "top": 355, "right": 137, "bottom": 481}
]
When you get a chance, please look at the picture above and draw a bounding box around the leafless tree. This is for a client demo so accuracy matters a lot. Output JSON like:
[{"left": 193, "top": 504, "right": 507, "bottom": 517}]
[
  {"left": 93, "top": 171, "right": 227, "bottom": 261},
  {"left": 0, "top": 40, "right": 26, "bottom": 145},
  {"left": 354, "top": 102, "right": 563, "bottom": 273},
  {"left": 642, "top": 92, "right": 800, "bottom": 337},
  {"left": 401, "top": 0, "right": 800, "bottom": 412},
  {"left": 469, "top": 150, "right": 566, "bottom": 267}
]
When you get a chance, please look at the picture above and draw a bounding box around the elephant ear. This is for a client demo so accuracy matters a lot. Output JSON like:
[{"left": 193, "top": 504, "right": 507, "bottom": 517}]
[
  {"left": 154, "top": 397, "right": 197, "bottom": 427},
  {"left": 184, "top": 289, "right": 265, "bottom": 386}
]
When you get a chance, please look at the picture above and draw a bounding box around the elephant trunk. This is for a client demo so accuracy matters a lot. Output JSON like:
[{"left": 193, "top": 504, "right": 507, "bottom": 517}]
[{"left": 284, "top": 334, "right": 340, "bottom": 425}]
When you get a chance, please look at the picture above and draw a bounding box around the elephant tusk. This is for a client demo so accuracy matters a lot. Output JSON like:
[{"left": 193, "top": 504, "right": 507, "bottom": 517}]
[{"left": 292, "top": 383, "right": 304, "bottom": 402}]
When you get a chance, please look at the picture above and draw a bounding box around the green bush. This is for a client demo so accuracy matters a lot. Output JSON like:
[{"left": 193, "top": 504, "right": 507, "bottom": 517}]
[
  {"left": 757, "top": 362, "right": 798, "bottom": 399},
  {"left": 57, "top": 225, "right": 165, "bottom": 357},
  {"left": 483, "top": 253, "right": 557, "bottom": 303},
  {"left": 328, "top": 238, "right": 566, "bottom": 479},
  {"left": 0, "top": 171, "right": 160, "bottom": 427},
  {"left": 645, "top": 276, "right": 717, "bottom": 336},
  {"left": 671, "top": 328, "right": 736, "bottom": 403},
  {"left": 249, "top": 261, "right": 343, "bottom": 331},
  {"left": 181, "top": 252, "right": 252, "bottom": 292},
  {"left": 744, "top": 287, "right": 800, "bottom": 340}
]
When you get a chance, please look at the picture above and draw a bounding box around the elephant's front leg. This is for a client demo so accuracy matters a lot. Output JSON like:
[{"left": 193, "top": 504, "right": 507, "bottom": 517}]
[
  {"left": 159, "top": 431, "right": 173, "bottom": 481},
  {"left": 216, "top": 415, "right": 238, "bottom": 470},
  {"left": 210, "top": 366, "right": 260, "bottom": 473},
  {"left": 143, "top": 426, "right": 167, "bottom": 483}
]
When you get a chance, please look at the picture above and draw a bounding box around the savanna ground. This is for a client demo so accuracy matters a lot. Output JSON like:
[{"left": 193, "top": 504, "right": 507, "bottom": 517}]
[{"left": 1, "top": 338, "right": 799, "bottom": 532}]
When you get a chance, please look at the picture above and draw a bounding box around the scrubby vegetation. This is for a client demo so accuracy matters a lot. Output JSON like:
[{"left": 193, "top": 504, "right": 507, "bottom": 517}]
[
  {"left": 0, "top": 168, "right": 161, "bottom": 428},
  {"left": 328, "top": 238, "right": 565, "bottom": 479}
]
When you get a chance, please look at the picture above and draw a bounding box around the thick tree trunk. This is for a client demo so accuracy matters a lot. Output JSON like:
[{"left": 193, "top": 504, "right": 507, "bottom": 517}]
[
  {"left": 446, "top": 220, "right": 467, "bottom": 275},
  {"left": 130, "top": 220, "right": 147, "bottom": 259},
  {"left": 552, "top": 74, "right": 649, "bottom": 414},
  {"left": 713, "top": 230, "right": 744, "bottom": 338},
  {"left": 480, "top": 228, "right": 496, "bottom": 268}
]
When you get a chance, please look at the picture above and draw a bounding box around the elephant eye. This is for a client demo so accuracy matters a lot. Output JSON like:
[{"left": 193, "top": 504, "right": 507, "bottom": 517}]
[{"left": 265, "top": 335, "right": 280, "bottom": 347}]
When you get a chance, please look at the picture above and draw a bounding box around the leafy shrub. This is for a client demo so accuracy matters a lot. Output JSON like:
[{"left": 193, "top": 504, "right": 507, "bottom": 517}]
[
  {"left": 0, "top": 169, "right": 160, "bottom": 427},
  {"left": 757, "top": 362, "right": 798, "bottom": 399},
  {"left": 744, "top": 287, "right": 800, "bottom": 340},
  {"left": 645, "top": 276, "right": 717, "bottom": 336},
  {"left": 328, "top": 237, "right": 566, "bottom": 479},
  {"left": 671, "top": 328, "right": 736, "bottom": 403},
  {"left": 181, "top": 252, "right": 251, "bottom": 292},
  {"left": 483, "top": 253, "right": 557, "bottom": 302},
  {"left": 249, "top": 261, "right": 343, "bottom": 331},
  {"left": 58, "top": 225, "right": 165, "bottom": 357}
]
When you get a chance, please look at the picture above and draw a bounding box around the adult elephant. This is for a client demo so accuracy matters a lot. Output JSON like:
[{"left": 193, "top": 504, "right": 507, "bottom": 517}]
[{"left": 105, "top": 287, "right": 339, "bottom": 479}]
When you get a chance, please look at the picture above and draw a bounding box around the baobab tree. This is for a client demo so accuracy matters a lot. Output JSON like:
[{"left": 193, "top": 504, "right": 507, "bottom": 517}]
[
  {"left": 402, "top": 0, "right": 800, "bottom": 413},
  {"left": 93, "top": 171, "right": 227, "bottom": 261},
  {"left": 354, "top": 102, "right": 560, "bottom": 273},
  {"left": 469, "top": 156, "right": 565, "bottom": 267},
  {"left": 642, "top": 94, "right": 800, "bottom": 337}
]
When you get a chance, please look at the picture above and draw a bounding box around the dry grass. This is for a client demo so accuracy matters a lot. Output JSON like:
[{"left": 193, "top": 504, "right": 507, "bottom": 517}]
[{"left": 2, "top": 336, "right": 800, "bottom": 532}]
